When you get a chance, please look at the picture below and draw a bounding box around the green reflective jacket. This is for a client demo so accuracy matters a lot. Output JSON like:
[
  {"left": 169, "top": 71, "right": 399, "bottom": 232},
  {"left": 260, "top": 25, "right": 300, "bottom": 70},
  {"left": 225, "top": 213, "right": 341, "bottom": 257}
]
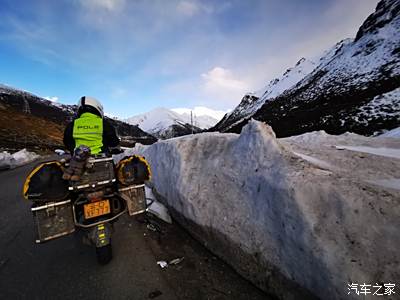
[{"left": 72, "top": 112, "right": 103, "bottom": 154}]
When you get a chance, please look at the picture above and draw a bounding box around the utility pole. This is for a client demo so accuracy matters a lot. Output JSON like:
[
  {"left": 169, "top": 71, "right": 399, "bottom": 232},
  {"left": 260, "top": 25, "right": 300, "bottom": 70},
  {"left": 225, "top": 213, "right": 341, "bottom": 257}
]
[{"left": 23, "top": 98, "right": 31, "bottom": 114}]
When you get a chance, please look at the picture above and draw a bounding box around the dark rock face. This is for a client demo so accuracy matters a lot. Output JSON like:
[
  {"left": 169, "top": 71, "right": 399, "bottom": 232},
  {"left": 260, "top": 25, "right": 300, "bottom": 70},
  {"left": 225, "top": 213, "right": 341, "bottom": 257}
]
[
  {"left": 0, "top": 86, "right": 157, "bottom": 150},
  {"left": 212, "top": 0, "right": 400, "bottom": 137},
  {"left": 212, "top": 94, "right": 259, "bottom": 132},
  {"left": 355, "top": 0, "right": 400, "bottom": 41}
]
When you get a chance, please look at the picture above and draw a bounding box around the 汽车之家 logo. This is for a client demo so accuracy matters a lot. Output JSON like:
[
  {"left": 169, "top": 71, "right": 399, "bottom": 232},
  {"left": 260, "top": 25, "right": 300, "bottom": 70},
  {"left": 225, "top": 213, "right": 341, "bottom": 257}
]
[{"left": 348, "top": 283, "right": 396, "bottom": 296}]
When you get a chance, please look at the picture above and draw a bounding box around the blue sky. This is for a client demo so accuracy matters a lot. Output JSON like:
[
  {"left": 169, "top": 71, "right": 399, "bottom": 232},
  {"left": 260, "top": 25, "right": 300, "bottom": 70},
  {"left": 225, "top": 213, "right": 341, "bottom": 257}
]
[{"left": 0, "top": 0, "right": 379, "bottom": 118}]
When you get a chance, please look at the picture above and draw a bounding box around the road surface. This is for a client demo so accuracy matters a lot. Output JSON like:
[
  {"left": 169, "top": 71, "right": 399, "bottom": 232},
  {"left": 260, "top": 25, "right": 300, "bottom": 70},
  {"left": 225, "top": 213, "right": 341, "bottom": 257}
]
[{"left": 0, "top": 158, "right": 270, "bottom": 300}]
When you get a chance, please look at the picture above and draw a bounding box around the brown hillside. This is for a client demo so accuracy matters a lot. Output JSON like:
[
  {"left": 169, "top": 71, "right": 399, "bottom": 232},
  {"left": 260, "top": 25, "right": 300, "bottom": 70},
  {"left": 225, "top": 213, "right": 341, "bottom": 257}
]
[{"left": 0, "top": 104, "right": 64, "bottom": 152}]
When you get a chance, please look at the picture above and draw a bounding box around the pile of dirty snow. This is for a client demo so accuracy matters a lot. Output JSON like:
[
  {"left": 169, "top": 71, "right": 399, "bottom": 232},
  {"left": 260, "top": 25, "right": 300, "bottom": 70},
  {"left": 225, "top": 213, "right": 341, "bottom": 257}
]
[
  {"left": 0, "top": 149, "right": 40, "bottom": 170},
  {"left": 122, "top": 120, "right": 400, "bottom": 300}
]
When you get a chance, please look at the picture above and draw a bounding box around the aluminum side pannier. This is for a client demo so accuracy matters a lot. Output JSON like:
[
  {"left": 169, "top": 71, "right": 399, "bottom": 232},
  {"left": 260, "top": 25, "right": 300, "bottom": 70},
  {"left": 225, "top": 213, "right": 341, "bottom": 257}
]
[
  {"left": 31, "top": 200, "right": 75, "bottom": 243},
  {"left": 116, "top": 155, "right": 151, "bottom": 216}
]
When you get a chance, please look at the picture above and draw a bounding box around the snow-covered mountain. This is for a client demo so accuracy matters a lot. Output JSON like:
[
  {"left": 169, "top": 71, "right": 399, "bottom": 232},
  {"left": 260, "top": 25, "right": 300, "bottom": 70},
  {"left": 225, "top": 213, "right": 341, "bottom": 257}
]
[
  {"left": 213, "top": 0, "right": 400, "bottom": 137},
  {"left": 125, "top": 107, "right": 224, "bottom": 138},
  {"left": 217, "top": 56, "right": 319, "bottom": 131},
  {"left": 171, "top": 107, "right": 227, "bottom": 128}
]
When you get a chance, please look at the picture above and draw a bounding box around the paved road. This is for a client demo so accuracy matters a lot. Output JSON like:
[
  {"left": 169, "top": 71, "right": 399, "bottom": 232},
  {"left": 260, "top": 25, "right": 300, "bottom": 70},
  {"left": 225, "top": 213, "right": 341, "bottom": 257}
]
[{"left": 0, "top": 158, "right": 270, "bottom": 300}]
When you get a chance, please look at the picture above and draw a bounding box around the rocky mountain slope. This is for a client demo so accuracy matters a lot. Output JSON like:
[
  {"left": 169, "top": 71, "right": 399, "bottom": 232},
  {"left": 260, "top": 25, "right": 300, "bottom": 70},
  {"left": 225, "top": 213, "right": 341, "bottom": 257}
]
[
  {"left": 216, "top": 56, "right": 320, "bottom": 131},
  {"left": 0, "top": 84, "right": 157, "bottom": 151},
  {"left": 213, "top": 0, "right": 400, "bottom": 137}
]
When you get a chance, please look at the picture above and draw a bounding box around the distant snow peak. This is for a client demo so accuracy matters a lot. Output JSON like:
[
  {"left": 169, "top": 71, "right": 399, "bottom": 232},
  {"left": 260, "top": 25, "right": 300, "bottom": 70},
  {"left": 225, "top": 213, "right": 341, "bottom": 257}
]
[
  {"left": 125, "top": 106, "right": 228, "bottom": 138},
  {"left": 171, "top": 106, "right": 228, "bottom": 121}
]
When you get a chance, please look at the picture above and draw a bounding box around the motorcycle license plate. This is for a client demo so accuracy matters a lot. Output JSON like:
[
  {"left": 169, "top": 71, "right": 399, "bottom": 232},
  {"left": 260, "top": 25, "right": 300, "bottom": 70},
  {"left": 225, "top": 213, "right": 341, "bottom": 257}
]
[{"left": 84, "top": 200, "right": 111, "bottom": 219}]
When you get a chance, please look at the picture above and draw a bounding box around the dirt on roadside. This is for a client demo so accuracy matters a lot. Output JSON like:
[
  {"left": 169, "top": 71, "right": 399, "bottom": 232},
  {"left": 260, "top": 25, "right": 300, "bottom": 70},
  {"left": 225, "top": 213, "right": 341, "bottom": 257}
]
[{"left": 134, "top": 214, "right": 273, "bottom": 300}]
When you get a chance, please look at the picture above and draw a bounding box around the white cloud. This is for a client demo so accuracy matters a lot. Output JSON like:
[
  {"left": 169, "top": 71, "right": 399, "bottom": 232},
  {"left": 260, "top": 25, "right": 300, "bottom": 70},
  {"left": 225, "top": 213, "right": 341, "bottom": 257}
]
[
  {"left": 202, "top": 67, "right": 248, "bottom": 91},
  {"left": 176, "top": 1, "right": 201, "bottom": 16},
  {"left": 159, "top": 67, "right": 252, "bottom": 111},
  {"left": 201, "top": 67, "right": 249, "bottom": 104},
  {"left": 176, "top": 0, "right": 220, "bottom": 17},
  {"left": 44, "top": 96, "right": 59, "bottom": 102},
  {"left": 78, "top": 0, "right": 126, "bottom": 11}
]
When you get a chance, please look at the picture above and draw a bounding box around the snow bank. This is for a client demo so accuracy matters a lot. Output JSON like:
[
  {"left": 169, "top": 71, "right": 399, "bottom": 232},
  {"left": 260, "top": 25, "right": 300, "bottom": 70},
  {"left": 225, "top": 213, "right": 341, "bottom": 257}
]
[
  {"left": 123, "top": 120, "right": 400, "bottom": 300},
  {"left": 145, "top": 185, "right": 172, "bottom": 224},
  {"left": 0, "top": 149, "right": 40, "bottom": 170},
  {"left": 379, "top": 127, "right": 400, "bottom": 138}
]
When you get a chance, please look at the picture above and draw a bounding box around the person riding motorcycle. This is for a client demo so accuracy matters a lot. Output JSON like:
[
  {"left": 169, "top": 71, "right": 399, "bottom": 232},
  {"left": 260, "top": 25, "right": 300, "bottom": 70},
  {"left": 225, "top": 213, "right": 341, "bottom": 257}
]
[
  {"left": 24, "top": 96, "right": 150, "bottom": 265},
  {"left": 63, "top": 96, "right": 120, "bottom": 181}
]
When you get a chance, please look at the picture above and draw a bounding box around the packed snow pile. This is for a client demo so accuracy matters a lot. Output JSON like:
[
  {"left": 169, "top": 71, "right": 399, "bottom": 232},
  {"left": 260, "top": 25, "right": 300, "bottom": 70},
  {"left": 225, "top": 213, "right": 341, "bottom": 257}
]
[
  {"left": 0, "top": 149, "right": 40, "bottom": 170},
  {"left": 125, "top": 120, "right": 400, "bottom": 300}
]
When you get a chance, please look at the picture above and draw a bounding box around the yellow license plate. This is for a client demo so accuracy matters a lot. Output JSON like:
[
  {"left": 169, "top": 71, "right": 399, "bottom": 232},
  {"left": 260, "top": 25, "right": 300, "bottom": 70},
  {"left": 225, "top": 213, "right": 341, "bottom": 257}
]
[{"left": 84, "top": 200, "right": 111, "bottom": 219}]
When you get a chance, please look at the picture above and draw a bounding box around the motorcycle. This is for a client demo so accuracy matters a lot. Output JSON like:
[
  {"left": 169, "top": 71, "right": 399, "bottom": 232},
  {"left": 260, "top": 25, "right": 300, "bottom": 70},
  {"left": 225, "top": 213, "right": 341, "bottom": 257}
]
[{"left": 24, "top": 152, "right": 150, "bottom": 264}]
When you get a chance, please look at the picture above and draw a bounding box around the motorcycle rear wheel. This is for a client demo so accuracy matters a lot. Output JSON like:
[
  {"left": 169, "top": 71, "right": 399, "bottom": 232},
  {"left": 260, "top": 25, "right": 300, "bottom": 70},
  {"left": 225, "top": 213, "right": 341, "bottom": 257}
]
[{"left": 96, "top": 243, "right": 112, "bottom": 265}]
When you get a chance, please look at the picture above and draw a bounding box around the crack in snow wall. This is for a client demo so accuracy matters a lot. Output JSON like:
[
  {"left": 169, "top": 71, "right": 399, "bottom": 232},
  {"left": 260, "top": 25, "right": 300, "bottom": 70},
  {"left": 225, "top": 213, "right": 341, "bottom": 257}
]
[{"left": 124, "top": 120, "right": 400, "bottom": 300}]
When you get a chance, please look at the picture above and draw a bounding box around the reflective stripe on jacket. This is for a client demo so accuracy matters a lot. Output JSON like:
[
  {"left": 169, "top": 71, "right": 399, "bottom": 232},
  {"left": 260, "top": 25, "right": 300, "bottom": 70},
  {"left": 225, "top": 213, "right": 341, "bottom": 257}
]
[{"left": 72, "top": 112, "right": 103, "bottom": 154}]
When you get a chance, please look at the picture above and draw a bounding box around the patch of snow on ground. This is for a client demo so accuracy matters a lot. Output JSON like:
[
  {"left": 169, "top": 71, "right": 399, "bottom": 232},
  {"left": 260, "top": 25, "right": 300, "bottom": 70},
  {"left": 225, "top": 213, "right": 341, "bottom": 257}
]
[
  {"left": 335, "top": 145, "right": 400, "bottom": 159},
  {"left": 145, "top": 185, "right": 172, "bottom": 224},
  {"left": 0, "top": 149, "right": 40, "bottom": 169}
]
